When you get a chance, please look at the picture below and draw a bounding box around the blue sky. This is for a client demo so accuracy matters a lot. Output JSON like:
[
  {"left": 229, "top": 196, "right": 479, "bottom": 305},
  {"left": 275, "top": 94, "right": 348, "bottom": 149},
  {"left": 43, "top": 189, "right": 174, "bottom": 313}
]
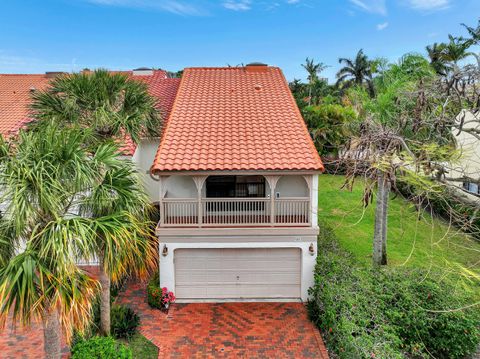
[{"left": 1, "top": 0, "right": 479, "bottom": 81}]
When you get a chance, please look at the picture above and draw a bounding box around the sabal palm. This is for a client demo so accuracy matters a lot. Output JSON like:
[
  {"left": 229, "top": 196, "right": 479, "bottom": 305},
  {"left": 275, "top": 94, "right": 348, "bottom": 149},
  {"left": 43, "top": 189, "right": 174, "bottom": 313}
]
[
  {"left": 302, "top": 58, "right": 327, "bottom": 105},
  {"left": 0, "top": 124, "right": 106, "bottom": 358},
  {"left": 78, "top": 150, "right": 157, "bottom": 336},
  {"left": 30, "top": 69, "right": 159, "bottom": 336},
  {"left": 30, "top": 69, "right": 161, "bottom": 146},
  {"left": 336, "top": 49, "right": 375, "bottom": 96},
  {"left": 0, "top": 123, "right": 156, "bottom": 357}
]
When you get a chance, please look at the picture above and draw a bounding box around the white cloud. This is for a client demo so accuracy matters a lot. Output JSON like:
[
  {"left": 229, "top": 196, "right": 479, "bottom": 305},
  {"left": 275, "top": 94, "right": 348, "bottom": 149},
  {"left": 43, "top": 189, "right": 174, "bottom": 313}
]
[
  {"left": 86, "top": 0, "right": 207, "bottom": 16},
  {"left": 349, "top": 0, "right": 387, "bottom": 15},
  {"left": 286, "top": 0, "right": 301, "bottom": 4},
  {"left": 0, "top": 50, "right": 98, "bottom": 73},
  {"left": 222, "top": 0, "right": 252, "bottom": 11},
  {"left": 377, "top": 22, "right": 389, "bottom": 30},
  {"left": 405, "top": 0, "right": 450, "bottom": 10}
]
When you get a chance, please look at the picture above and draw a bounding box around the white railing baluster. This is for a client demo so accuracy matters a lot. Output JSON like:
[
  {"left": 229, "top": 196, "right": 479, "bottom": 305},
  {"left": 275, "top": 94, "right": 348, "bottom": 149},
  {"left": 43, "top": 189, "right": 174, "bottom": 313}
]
[{"left": 159, "top": 197, "right": 310, "bottom": 227}]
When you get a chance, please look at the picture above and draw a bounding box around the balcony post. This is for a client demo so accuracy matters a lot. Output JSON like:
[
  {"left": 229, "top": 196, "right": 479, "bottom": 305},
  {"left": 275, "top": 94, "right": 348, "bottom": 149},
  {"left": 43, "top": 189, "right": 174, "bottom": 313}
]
[
  {"left": 193, "top": 176, "right": 208, "bottom": 227},
  {"left": 302, "top": 175, "right": 313, "bottom": 225},
  {"left": 157, "top": 176, "right": 169, "bottom": 226},
  {"left": 265, "top": 175, "right": 280, "bottom": 226}
]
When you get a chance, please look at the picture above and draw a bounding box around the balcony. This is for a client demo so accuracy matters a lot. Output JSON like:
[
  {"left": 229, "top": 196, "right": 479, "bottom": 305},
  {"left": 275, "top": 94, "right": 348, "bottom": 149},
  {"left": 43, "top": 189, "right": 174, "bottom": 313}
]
[
  {"left": 156, "top": 174, "right": 316, "bottom": 228},
  {"left": 160, "top": 197, "right": 310, "bottom": 227}
]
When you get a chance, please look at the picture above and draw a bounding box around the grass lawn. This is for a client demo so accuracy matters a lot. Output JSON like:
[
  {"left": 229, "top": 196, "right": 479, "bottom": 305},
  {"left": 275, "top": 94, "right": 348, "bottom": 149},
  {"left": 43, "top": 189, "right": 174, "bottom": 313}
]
[
  {"left": 318, "top": 174, "right": 480, "bottom": 299},
  {"left": 123, "top": 333, "right": 158, "bottom": 359}
]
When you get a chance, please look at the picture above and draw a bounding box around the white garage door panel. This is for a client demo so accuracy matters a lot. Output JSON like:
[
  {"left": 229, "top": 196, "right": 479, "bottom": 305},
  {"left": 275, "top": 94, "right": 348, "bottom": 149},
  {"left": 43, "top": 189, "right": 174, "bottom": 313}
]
[{"left": 175, "top": 248, "right": 301, "bottom": 299}]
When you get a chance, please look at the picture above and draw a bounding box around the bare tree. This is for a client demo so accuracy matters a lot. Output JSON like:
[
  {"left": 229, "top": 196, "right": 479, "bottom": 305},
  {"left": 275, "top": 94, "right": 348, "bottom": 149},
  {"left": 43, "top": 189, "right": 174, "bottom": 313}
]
[{"left": 339, "top": 53, "right": 480, "bottom": 265}]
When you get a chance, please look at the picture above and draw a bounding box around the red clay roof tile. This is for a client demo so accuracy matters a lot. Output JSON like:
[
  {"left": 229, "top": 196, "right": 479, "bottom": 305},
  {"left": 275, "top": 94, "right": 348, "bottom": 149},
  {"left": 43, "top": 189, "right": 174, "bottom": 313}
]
[{"left": 151, "top": 66, "right": 323, "bottom": 172}]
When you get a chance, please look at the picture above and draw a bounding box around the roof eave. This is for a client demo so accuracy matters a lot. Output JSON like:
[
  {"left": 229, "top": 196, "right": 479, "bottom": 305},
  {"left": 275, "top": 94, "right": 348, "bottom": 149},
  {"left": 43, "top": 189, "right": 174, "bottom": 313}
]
[{"left": 150, "top": 168, "right": 324, "bottom": 177}]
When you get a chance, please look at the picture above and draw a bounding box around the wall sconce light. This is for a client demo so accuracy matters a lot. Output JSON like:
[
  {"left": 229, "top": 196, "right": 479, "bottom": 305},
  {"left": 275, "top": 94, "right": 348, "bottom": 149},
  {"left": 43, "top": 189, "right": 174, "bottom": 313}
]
[
  {"left": 309, "top": 243, "right": 315, "bottom": 256},
  {"left": 162, "top": 244, "right": 168, "bottom": 257}
]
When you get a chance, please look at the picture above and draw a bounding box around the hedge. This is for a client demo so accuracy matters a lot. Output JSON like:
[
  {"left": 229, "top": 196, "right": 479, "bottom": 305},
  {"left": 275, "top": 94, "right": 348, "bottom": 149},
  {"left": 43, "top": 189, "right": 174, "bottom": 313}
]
[{"left": 308, "top": 223, "right": 480, "bottom": 358}]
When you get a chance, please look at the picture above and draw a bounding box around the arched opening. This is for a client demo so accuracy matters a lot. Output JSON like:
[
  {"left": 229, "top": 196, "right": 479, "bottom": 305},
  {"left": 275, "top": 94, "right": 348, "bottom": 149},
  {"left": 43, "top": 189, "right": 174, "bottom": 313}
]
[
  {"left": 164, "top": 175, "right": 197, "bottom": 198},
  {"left": 275, "top": 176, "right": 309, "bottom": 198}
]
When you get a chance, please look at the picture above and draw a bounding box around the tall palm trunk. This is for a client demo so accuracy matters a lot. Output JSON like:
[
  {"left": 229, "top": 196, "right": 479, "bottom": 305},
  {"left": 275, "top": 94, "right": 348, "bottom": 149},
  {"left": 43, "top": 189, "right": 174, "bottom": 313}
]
[
  {"left": 99, "top": 253, "right": 111, "bottom": 336},
  {"left": 43, "top": 305, "right": 61, "bottom": 359},
  {"left": 373, "top": 172, "right": 389, "bottom": 266}
]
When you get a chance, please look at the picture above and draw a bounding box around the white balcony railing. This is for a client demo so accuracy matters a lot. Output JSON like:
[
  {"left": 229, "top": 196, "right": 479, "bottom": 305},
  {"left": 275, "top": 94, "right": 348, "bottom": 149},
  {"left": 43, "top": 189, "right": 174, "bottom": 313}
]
[{"left": 160, "top": 197, "right": 310, "bottom": 227}]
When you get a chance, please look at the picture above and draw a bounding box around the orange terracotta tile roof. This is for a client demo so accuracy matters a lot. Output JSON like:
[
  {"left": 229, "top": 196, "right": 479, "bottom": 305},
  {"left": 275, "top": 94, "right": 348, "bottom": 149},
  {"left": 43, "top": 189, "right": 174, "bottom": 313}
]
[
  {"left": 152, "top": 66, "right": 323, "bottom": 173},
  {"left": 0, "top": 70, "right": 180, "bottom": 155},
  {"left": 0, "top": 74, "right": 50, "bottom": 136}
]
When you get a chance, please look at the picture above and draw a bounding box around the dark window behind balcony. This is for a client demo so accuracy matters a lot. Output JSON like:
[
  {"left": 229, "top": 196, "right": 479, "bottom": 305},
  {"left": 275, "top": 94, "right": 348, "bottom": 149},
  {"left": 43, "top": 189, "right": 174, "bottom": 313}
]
[{"left": 206, "top": 176, "right": 266, "bottom": 198}]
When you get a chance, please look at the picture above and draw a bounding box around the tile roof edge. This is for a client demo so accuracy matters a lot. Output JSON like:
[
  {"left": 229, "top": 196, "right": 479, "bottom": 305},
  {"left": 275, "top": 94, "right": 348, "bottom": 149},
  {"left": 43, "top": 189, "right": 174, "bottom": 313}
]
[
  {"left": 183, "top": 66, "right": 280, "bottom": 70},
  {"left": 277, "top": 68, "right": 325, "bottom": 172},
  {"left": 150, "top": 71, "right": 188, "bottom": 174}
]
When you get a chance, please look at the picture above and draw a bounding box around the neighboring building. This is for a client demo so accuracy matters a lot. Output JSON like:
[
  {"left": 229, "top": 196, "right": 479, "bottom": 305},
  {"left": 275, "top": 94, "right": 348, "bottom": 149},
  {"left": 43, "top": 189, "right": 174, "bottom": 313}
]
[
  {"left": 449, "top": 111, "right": 480, "bottom": 202},
  {"left": 0, "top": 69, "right": 180, "bottom": 200},
  {"left": 151, "top": 64, "right": 323, "bottom": 301}
]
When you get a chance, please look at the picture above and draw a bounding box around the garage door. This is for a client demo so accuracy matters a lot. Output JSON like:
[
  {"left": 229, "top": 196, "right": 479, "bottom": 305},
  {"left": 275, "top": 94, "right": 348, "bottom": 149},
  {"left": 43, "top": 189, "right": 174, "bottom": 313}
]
[{"left": 174, "top": 248, "right": 301, "bottom": 299}]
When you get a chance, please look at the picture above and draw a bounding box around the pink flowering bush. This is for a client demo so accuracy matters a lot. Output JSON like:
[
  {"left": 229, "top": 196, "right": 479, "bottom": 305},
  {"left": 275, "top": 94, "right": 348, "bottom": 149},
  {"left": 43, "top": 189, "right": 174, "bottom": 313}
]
[{"left": 147, "top": 272, "right": 176, "bottom": 310}]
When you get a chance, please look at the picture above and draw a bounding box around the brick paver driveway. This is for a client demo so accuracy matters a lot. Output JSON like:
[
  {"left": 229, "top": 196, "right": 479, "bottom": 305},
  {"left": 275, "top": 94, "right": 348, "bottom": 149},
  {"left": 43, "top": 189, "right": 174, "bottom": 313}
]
[
  {"left": 0, "top": 277, "right": 329, "bottom": 358},
  {"left": 117, "top": 282, "right": 329, "bottom": 358}
]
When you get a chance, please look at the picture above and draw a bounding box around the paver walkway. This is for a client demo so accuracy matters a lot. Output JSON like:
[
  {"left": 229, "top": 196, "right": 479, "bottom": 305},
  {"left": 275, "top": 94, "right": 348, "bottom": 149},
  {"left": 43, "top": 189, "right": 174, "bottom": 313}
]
[{"left": 117, "top": 281, "right": 329, "bottom": 358}]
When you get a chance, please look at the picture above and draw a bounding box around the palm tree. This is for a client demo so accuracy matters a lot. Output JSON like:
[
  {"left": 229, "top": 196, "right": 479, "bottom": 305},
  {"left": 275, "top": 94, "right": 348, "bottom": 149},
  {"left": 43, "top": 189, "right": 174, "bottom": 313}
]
[
  {"left": 30, "top": 69, "right": 161, "bottom": 146},
  {"left": 462, "top": 19, "right": 480, "bottom": 45},
  {"left": 462, "top": 20, "right": 480, "bottom": 68},
  {"left": 30, "top": 69, "right": 159, "bottom": 336},
  {"left": 302, "top": 58, "right": 327, "bottom": 105},
  {"left": 0, "top": 122, "right": 157, "bottom": 357},
  {"left": 78, "top": 154, "right": 157, "bottom": 336},
  {"left": 442, "top": 35, "right": 472, "bottom": 70},
  {"left": 0, "top": 124, "right": 104, "bottom": 358},
  {"left": 426, "top": 42, "right": 448, "bottom": 75},
  {"left": 336, "top": 49, "right": 375, "bottom": 96}
]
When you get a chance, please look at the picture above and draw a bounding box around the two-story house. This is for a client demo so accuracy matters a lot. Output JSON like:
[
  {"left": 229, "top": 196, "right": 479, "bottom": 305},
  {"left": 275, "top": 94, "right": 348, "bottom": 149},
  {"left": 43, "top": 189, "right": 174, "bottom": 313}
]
[
  {"left": 0, "top": 64, "right": 323, "bottom": 302},
  {"left": 150, "top": 64, "right": 323, "bottom": 301}
]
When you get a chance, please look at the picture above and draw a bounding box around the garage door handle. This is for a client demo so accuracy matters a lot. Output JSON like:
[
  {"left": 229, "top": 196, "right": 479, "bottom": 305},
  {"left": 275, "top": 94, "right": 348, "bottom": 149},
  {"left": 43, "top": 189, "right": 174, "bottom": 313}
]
[{"left": 236, "top": 276, "right": 240, "bottom": 280}]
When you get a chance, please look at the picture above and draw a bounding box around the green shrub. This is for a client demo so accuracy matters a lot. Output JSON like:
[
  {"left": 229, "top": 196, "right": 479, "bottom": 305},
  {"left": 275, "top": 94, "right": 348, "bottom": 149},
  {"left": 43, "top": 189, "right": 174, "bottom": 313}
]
[
  {"left": 147, "top": 272, "right": 162, "bottom": 309},
  {"left": 111, "top": 276, "right": 127, "bottom": 299},
  {"left": 71, "top": 336, "right": 132, "bottom": 359},
  {"left": 308, "top": 222, "right": 480, "bottom": 359},
  {"left": 111, "top": 304, "right": 140, "bottom": 339}
]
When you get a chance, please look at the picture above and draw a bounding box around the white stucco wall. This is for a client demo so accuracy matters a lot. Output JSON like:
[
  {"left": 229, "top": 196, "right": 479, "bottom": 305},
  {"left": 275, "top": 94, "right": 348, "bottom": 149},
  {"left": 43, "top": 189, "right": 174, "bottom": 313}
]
[
  {"left": 159, "top": 238, "right": 317, "bottom": 302},
  {"left": 156, "top": 173, "right": 320, "bottom": 302},
  {"left": 164, "top": 176, "right": 197, "bottom": 198},
  {"left": 311, "top": 175, "right": 319, "bottom": 228},
  {"left": 159, "top": 174, "right": 310, "bottom": 199},
  {"left": 454, "top": 114, "right": 480, "bottom": 176},
  {"left": 276, "top": 175, "right": 309, "bottom": 197},
  {"left": 450, "top": 111, "right": 480, "bottom": 202},
  {"left": 132, "top": 139, "right": 161, "bottom": 203}
]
